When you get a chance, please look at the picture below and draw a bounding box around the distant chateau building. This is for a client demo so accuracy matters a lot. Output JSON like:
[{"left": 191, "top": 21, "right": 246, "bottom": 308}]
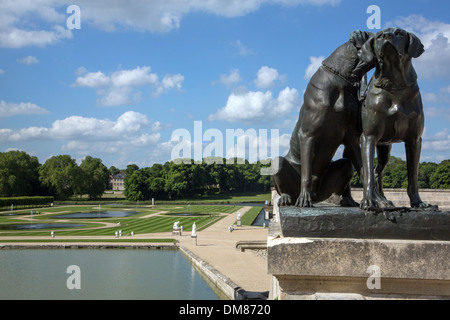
[{"left": 109, "top": 173, "right": 125, "bottom": 191}]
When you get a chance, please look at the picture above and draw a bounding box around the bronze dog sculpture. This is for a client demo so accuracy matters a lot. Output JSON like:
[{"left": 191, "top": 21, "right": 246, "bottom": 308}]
[
  {"left": 358, "top": 28, "right": 429, "bottom": 210},
  {"left": 273, "top": 31, "right": 375, "bottom": 207}
]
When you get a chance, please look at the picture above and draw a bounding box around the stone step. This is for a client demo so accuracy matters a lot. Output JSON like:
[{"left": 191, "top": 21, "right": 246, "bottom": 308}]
[{"left": 351, "top": 189, "right": 450, "bottom": 210}]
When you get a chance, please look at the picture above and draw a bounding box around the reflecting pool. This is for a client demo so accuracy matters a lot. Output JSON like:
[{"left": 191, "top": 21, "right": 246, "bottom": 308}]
[
  {"left": 0, "top": 223, "right": 85, "bottom": 230},
  {"left": 51, "top": 211, "right": 140, "bottom": 219},
  {"left": 0, "top": 249, "right": 220, "bottom": 300}
]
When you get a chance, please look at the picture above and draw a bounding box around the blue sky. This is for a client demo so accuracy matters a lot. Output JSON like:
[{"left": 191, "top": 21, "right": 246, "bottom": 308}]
[{"left": 0, "top": 0, "right": 449, "bottom": 169}]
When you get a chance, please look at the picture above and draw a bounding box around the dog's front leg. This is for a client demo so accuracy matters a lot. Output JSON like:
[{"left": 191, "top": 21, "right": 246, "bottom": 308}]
[
  {"left": 405, "top": 137, "right": 428, "bottom": 208},
  {"left": 296, "top": 133, "right": 314, "bottom": 207},
  {"left": 375, "top": 145, "right": 394, "bottom": 207},
  {"left": 360, "top": 134, "right": 378, "bottom": 210}
]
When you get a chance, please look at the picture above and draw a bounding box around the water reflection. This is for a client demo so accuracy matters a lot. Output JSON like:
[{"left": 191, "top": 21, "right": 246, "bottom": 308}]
[
  {"left": 0, "top": 249, "right": 220, "bottom": 300},
  {"left": 51, "top": 211, "right": 140, "bottom": 219},
  {"left": 0, "top": 223, "right": 85, "bottom": 230}
]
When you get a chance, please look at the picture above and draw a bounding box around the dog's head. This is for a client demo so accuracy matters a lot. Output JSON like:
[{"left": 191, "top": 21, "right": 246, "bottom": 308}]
[
  {"left": 359, "top": 28, "right": 424, "bottom": 86},
  {"left": 360, "top": 28, "right": 424, "bottom": 62}
]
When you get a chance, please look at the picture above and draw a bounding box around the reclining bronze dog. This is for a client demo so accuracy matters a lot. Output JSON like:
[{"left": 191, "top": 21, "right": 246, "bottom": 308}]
[
  {"left": 273, "top": 30, "right": 374, "bottom": 207},
  {"left": 358, "top": 28, "right": 429, "bottom": 210}
]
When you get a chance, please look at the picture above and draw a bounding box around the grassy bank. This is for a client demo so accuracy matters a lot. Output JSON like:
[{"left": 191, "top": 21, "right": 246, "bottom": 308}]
[
  {"left": 0, "top": 204, "right": 242, "bottom": 238},
  {"left": 0, "top": 239, "right": 176, "bottom": 244}
]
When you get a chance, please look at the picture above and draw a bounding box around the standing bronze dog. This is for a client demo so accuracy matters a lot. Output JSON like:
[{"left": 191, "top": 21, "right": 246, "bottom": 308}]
[
  {"left": 273, "top": 31, "right": 375, "bottom": 207},
  {"left": 358, "top": 28, "right": 429, "bottom": 210}
]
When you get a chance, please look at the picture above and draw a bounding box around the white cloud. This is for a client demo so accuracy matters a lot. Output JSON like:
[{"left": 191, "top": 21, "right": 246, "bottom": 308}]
[
  {"left": 390, "top": 15, "right": 450, "bottom": 79},
  {"left": 17, "top": 55, "right": 39, "bottom": 65},
  {"left": 424, "top": 106, "right": 450, "bottom": 121},
  {"left": 0, "top": 25, "right": 72, "bottom": 48},
  {"left": 255, "top": 66, "right": 282, "bottom": 89},
  {"left": 97, "top": 87, "right": 134, "bottom": 107},
  {"left": 0, "top": 100, "right": 49, "bottom": 117},
  {"left": 74, "top": 66, "right": 88, "bottom": 76},
  {"left": 110, "top": 66, "right": 158, "bottom": 87},
  {"left": 423, "top": 128, "right": 450, "bottom": 152},
  {"left": 72, "top": 66, "right": 182, "bottom": 106},
  {"left": 73, "top": 71, "right": 110, "bottom": 88},
  {"left": 230, "top": 40, "right": 254, "bottom": 56},
  {"left": 423, "top": 91, "right": 450, "bottom": 106},
  {"left": 208, "top": 86, "right": 300, "bottom": 123},
  {"left": 277, "top": 87, "right": 299, "bottom": 114},
  {"left": 0, "top": 1, "right": 70, "bottom": 47},
  {"left": 77, "top": 0, "right": 341, "bottom": 32},
  {"left": 155, "top": 74, "right": 184, "bottom": 96},
  {"left": 304, "top": 56, "right": 325, "bottom": 79},
  {"left": 217, "top": 69, "right": 242, "bottom": 87},
  {"left": 0, "top": 111, "right": 163, "bottom": 157},
  {"left": 0, "top": 0, "right": 340, "bottom": 47}
]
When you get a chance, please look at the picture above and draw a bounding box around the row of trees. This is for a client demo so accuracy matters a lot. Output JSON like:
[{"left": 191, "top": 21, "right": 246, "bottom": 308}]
[
  {"left": 351, "top": 156, "right": 450, "bottom": 189},
  {"left": 0, "top": 151, "right": 110, "bottom": 200},
  {"left": 1, "top": 151, "right": 449, "bottom": 200},
  {"left": 124, "top": 158, "right": 272, "bottom": 201}
]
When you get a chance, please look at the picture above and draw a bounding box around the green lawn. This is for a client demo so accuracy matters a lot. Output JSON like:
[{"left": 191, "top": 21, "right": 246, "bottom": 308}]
[
  {"left": 0, "top": 204, "right": 241, "bottom": 238},
  {"left": 240, "top": 206, "right": 264, "bottom": 226},
  {"left": 0, "top": 239, "right": 176, "bottom": 243}
]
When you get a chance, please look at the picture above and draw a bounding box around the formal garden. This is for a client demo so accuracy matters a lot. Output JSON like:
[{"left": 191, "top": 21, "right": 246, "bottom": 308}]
[{"left": 0, "top": 203, "right": 265, "bottom": 242}]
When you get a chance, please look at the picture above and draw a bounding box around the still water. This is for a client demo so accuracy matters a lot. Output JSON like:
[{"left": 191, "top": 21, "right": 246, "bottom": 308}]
[
  {"left": 51, "top": 210, "right": 140, "bottom": 219},
  {"left": 0, "top": 249, "right": 220, "bottom": 300}
]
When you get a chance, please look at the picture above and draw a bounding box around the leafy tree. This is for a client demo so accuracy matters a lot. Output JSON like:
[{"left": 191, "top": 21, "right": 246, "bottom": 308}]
[
  {"left": 124, "top": 164, "right": 141, "bottom": 200},
  {"left": 125, "top": 170, "right": 148, "bottom": 201},
  {"left": 39, "top": 155, "right": 82, "bottom": 200},
  {"left": 109, "top": 166, "right": 120, "bottom": 175},
  {"left": 379, "top": 156, "right": 408, "bottom": 189},
  {"left": 164, "top": 163, "right": 188, "bottom": 199},
  {"left": 418, "top": 162, "right": 438, "bottom": 189},
  {"left": 0, "top": 151, "right": 41, "bottom": 197},
  {"left": 79, "top": 156, "right": 110, "bottom": 199},
  {"left": 148, "top": 177, "right": 166, "bottom": 199},
  {"left": 126, "top": 164, "right": 139, "bottom": 175},
  {"left": 430, "top": 160, "right": 450, "bottom": 189}
]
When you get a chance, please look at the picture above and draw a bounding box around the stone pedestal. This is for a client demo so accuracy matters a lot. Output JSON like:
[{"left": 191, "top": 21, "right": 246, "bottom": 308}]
[
  {"left": 268, "top": 206, "right": 450, "bottom": 300},
  {"left": 237, "top": 219, "right": 242, "bottom": 227},
  {"left": 191, "top": 235, "right": 197, "bottom": 246},
  {"left": 172, "top": 228, "right": 182, "bottom": 236}
]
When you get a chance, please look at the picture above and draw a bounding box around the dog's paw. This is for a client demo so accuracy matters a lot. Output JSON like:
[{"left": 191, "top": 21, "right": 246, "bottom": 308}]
[
  {"left": 360, "top": 198, "right": 378, "bottom": 211},
  {"left": 278, "top": 194, "right": 293, "bottom": 206},
  {"left": 361, "top": 191, "right": 395, "bottom": 211},
  {"left": 340, "top": 197, "right": 359, "bottom": 208},
  {"left": 295, "top": 191, "right": 314, "bottom": 208},
  {"left": 411, "top": 201, "right": 429, "bottom": 209}
]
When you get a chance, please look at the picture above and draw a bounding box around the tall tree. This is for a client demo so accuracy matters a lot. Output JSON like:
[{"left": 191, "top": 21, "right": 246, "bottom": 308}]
[
  {"left": 79, "top": 156, "right": 110, "bottom": 199},
  {"left": 430, "top": 160, "right": 450, "bottom": 189},
  {"left": 39, "top": 155, "right": 81, "bottom": 200},
  {"left": 125, "top": 170, "right": 148, "bottom": 201},
  {"left": 0, "top": 151, "right": 41, "bottom": 197},
  {"left": 418, "top": 162, "right": 438, "bottom": 189},
  {"left": 109, "top": 166, "right": 120, "bottom": 175},
  {"left": 124, "top": 164, "right": 140, "bottom": 200}
]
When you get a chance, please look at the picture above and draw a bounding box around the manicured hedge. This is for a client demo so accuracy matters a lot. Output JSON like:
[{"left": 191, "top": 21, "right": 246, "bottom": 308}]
[{"left": 0, "top": 196, "right": 54, "bottom": 210}]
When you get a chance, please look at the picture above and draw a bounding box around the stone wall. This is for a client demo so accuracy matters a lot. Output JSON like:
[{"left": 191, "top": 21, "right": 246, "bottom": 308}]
[
  {"left": 352, "top": 188, "right": 450, "bottom": 211},
  {"left": 271, "top": 188, "right": 450, "bottom": 211}
]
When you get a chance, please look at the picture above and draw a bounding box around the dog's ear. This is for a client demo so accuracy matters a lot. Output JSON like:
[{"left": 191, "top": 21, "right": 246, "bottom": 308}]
[
  {"left": 408, "top": 32, "right": 425, "bottom": 58},
  {"left": 350, "top": 30, "right": 374, "bottom": 49},
  {"left": 358, "top": 36, "right": 376, "bottom": 63}
]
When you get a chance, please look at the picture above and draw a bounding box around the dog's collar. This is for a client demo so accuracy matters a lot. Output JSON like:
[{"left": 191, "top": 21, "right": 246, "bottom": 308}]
[
  {"left": 374, "top": 79, "right": 417, "bottom": 91},
  {"left": 321, "top": 64, "right": 361, "bottom": 88}
]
